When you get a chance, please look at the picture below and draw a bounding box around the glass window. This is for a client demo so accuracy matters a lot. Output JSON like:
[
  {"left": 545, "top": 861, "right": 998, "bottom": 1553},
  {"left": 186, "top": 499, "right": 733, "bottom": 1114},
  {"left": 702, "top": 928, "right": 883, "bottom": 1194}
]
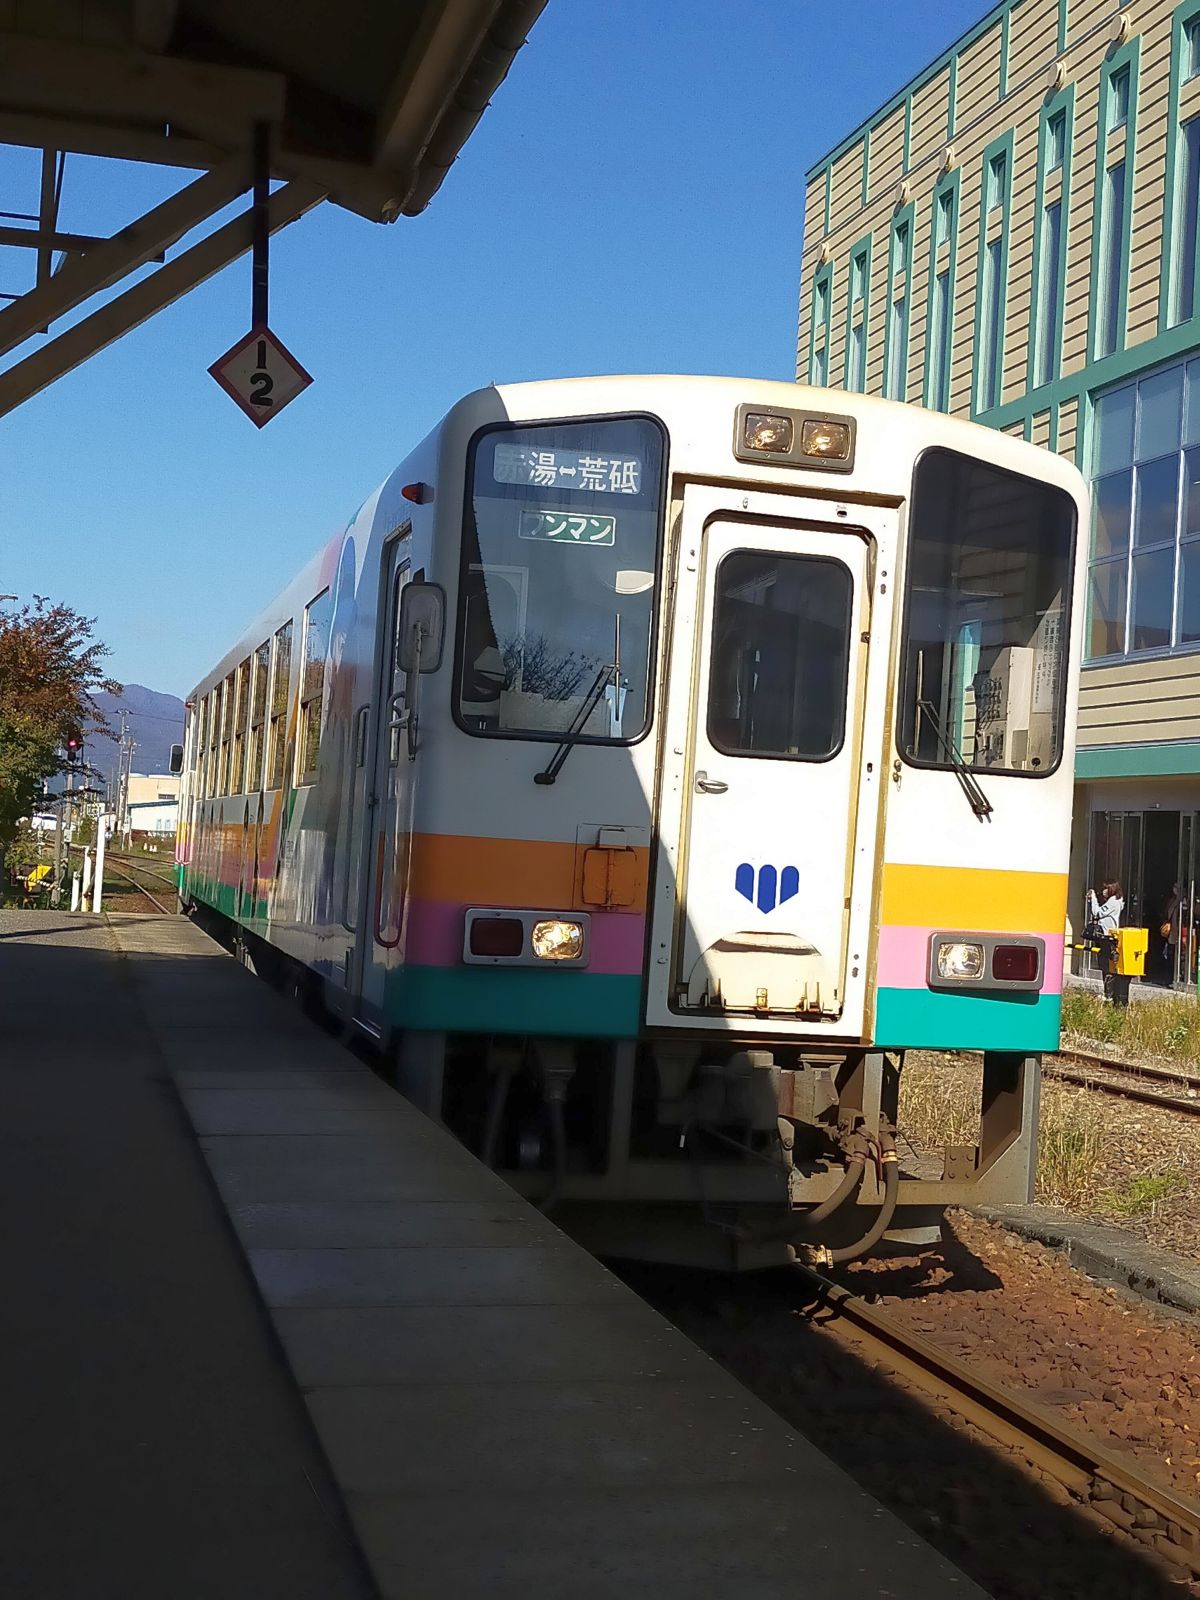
[
  {"left": 1036, "top": 198, "right": 1063, "bottom": 387},
  {"left": 847, "top": 247, "right": 868, "bottom": 392},
  {"left": 230, "top": 657, "right": 250, "bottom": 793},
  {"left": 848, "top": 323, "right": 865, "bottom": 391},
  {"left": 1047, "top": 111, "right": 1066, "bottom": 171},
  {"left": 978, "top": 237, "right": 1004, "bottom": 411},
  {"left": 810, "top": 272, "right": 830, "bottom": 386},
  {"left": 1131, "top": 547, "right": 1175, "bottom": 649},
  {"left": 986, "top": 150, "right": 1007, "bottom": 210},
  {"left": 708, "top": 552, "right": 851, "bottom": 761},
  {"left": 1094, "top": 383, "right": 1135, "bottom": 472},
  {"left": 1097, "top": 160, "right": 1126, "bottom": 357},
  {"left": 886, "top": 294, "right": 907, "bottom": 399},
  {"left": 1134, "top": 456, "right": 1180, "bottom": 547},
  {"left": 935, "top": 188, "right": 954, "bottom": 248},
  {"left": 1108, "top": 67, "right": 1129, "bottom": 132},
  {"left": 1178, "top": 541, "right": 1200, "bottom": 641},
  {"left": 1188, "top": 16, "right": 1200, "bottom": 80},
  {"left": 899, "top": 449, "right": 1075, "bottom": 776},
  {"left": 219, "top": 670, "right": 235, "bottom": 794},
  {"left": 1173, "top": 118, "right": 1200, "bottom": 326},
  {"left": 1088, "top": 358, "right": 1200, "bottom": 659},
  {"left": 1088, "top": 559, "right": 1127, "bottom": 657},
  {"left": 1137, "top": 367, "right": 1184, "bottom": 458},
  {"left": 456, "top": 417, "right": 665, "bottom": 742},
  {"left": 298, "top": 589, "right": 332, "bottom": 784},
  {"left": 267, "top": 620, "right": 292, "bottom": 788},
  {"left": 1093, "top": 469, "right": 1133, "bottom": 558},
  {"left": 247, "top": 639, "right": 269, "bottom": 791},
  {"left": 929, "top": 269, "right": 951, "bottom": 410}
]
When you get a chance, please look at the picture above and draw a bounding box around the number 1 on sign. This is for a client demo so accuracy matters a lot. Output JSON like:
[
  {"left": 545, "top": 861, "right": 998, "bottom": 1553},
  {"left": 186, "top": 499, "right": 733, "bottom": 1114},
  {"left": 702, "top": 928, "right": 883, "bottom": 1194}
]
[{"left": 250, "top": 340, "right": 274, "bottom": 409}]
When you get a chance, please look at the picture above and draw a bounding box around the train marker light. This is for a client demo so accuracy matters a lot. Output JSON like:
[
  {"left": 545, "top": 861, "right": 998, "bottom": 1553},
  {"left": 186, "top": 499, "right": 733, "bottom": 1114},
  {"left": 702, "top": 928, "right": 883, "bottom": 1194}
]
[
  {"left": 469, "top": 917, "right": 524, "bottom": 958},
  {"left": 935, "top": 941, "right": 985, "bottom": 981},
  {"left": 531, "top": 919, "right": 585, "bottom": 962},
  {"left": 742, "top": 412, "right": 794, "bottom": 454},
  {"left": 800, "top": 418, "right": 852, "bottom": 461},
  {"left": 992, "top": 943, "right": 1041, "bottom": 984}
]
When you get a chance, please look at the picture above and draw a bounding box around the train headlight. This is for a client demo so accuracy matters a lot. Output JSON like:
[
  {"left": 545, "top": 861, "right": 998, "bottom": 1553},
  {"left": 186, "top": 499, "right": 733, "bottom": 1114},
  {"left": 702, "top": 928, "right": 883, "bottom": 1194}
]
[
  {"left": 935, "top": 940, "right": 986, "bottom": 981},
  {"left": 742, "top": 412, "right": 794, "bottom": 454},
  {"left": 531, "top": 919, "right": 585, "bottom": 962},
  {"left": 800, "top": 418, "right": 852, "bottom": 461}
]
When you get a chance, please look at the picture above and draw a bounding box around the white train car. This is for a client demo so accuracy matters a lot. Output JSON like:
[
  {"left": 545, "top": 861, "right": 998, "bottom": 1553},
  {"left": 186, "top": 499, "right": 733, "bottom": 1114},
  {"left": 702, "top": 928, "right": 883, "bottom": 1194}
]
[{"left": 179, "top": 376, "right": 1086, "bottom": 1267}]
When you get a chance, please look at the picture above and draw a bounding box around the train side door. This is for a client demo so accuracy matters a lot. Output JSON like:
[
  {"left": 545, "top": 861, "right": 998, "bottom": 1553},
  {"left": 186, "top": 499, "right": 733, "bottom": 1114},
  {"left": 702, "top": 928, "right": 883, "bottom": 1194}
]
[
  {"left": 647, "top": 496, "right": 874, "bottom": 1036},
  {"left": 351, "top": 532, "right": 413, "bottom": 1029}
]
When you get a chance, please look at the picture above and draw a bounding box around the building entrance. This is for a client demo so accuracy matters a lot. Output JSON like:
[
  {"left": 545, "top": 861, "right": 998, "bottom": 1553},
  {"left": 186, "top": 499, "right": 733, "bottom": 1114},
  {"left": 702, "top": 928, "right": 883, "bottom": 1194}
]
[{"left": 1086, "top": 809, "right": 1198, "bottom": 989}]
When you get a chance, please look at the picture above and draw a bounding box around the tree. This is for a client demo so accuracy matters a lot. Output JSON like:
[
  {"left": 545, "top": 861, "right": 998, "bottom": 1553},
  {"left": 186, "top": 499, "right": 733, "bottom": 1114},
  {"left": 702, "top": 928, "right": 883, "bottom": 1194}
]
[{"left": 0, "top": 597, "right": 119, "bottom": 848}]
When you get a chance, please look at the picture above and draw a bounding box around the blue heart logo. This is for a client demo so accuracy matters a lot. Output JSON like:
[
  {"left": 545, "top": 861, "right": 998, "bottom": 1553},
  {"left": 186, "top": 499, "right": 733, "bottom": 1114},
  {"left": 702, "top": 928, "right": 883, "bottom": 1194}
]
[{"left": 735, "top": 863, "right": 799, "bottom": 913}]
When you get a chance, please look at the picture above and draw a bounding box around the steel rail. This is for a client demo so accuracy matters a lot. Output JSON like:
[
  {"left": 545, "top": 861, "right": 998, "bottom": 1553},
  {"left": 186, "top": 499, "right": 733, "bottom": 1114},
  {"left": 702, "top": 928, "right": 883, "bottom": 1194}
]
[
  {"left": 105, "top": 862, "right": 173, "bottom": 915},
  {"left": 1057, "top": 1048, "right": 1200, "bottom": 1092},
  {"left": 1045, "top": 1052, "right": 1200, "bottom": 1118},
  {"left": 799, "top": 1268, "right": 1200, "bottom": 1580}
]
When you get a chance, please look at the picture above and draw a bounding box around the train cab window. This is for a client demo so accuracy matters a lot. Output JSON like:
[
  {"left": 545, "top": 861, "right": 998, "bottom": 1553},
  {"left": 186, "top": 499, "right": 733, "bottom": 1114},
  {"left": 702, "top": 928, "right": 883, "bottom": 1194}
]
[
  {"left": 708, "top": 552, "right": 851, "bottom": 760},
  {"left": 231, "top": 657, "right": 250, "bottom": 793},
  {"left": 267, "top": 621, "right": 292, "bottom": 789},
  {"left": 298, "top": 589, "right": 332, "bottom": 784},
  {"left": 456, "top": 416, "right": 666, "bottom": 743},
  {"left": 899, "top": 448, "right": 1075, "bottom": 775},
  {"left": 248, "top": 641, "right": 269, "bottom": 790}
]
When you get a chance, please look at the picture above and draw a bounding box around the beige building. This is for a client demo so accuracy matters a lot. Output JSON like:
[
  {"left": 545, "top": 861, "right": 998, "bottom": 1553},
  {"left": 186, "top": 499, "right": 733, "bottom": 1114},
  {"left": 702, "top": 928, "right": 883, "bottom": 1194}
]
[{"left": 799, "top": 0, "right": 1200, "bottom": 987}]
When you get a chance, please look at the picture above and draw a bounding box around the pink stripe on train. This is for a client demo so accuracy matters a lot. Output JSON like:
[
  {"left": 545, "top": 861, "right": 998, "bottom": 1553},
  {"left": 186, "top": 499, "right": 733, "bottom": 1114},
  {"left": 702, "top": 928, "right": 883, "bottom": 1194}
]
[{"left": 877, "top": 925, "right": 1065, "bottom": 996}]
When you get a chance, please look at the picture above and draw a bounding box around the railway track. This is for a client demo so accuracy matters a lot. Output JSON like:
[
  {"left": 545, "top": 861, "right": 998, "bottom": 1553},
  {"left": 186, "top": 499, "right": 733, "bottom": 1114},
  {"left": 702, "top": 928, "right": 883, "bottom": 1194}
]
[
  {"left": 105, "top": 861, "right": 174, "bottom": 914},
  {"left": 1046, "top": 1048, "right": 1200, "bottom": 1118},
  {"left": 801, "top": 1267, "right": 1200, "bottom": 1582}
]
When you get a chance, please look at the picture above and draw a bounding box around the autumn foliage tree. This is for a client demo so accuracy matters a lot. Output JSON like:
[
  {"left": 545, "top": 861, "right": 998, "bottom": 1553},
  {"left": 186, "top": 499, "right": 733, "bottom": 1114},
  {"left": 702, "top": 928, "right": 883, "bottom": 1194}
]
[{"left": 0, "top": 597, "right": 119, "bottom": 847}]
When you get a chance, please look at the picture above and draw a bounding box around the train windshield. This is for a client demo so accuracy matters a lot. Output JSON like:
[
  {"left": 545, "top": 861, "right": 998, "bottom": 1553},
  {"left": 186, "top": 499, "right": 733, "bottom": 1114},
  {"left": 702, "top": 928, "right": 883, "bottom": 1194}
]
[
  {"left": 457, "top": 416, "right": 665, "bottom": 742},
  {"left": 899, "top": 448, "right": 1075, "bottom": 776}
]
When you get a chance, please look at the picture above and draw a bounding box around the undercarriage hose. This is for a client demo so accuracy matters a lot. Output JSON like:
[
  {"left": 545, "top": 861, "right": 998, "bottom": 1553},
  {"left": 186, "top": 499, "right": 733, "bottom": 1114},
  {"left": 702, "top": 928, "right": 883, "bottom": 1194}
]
[{"left": 825, "top": 1141, "right": 900, "bottom": 1264}]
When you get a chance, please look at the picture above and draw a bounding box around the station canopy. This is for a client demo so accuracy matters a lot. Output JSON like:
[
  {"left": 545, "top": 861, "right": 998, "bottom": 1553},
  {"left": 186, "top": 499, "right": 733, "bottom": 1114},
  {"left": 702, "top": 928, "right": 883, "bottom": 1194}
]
[{"left": 0, "top": 0, "right": 546, "bottom": 414}]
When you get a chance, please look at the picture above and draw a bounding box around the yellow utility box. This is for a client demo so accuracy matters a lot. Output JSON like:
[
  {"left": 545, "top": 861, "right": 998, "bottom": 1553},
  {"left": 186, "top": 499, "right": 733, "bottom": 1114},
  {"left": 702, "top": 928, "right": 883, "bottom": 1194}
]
[{"left": 1113, "top": 927, "right": 1148, "bottom": 977}]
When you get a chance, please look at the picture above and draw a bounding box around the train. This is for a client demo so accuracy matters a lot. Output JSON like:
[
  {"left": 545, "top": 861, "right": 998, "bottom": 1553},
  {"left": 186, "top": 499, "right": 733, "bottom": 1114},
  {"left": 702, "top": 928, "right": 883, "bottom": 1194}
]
[{"left": 177, "top": 375, "right": 1087, "bottom": 1268}]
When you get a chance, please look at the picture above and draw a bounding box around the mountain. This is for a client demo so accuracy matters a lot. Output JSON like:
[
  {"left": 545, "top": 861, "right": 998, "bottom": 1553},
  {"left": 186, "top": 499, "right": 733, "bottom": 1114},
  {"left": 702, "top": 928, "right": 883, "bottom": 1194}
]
[{"left": 88, "top": 684, "right": 186, "bottom": 791}]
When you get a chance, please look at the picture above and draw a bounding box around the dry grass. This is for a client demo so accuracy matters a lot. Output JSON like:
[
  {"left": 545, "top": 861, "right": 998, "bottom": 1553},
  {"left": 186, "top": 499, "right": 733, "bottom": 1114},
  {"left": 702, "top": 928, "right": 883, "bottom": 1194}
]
[
  {"left": 898, "top": 1052, "right": 1109, "bottom": 1211},
  {"left": 1060, "top": 986, "right": 1200, "bottom": 1064}
]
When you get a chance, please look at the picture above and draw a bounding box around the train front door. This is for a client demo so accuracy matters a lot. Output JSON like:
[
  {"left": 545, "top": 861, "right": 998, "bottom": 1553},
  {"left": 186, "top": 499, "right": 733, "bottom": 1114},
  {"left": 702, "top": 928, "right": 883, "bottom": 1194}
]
[{"left": 647, "top": 493, "right": 874, "bottom": 1035}]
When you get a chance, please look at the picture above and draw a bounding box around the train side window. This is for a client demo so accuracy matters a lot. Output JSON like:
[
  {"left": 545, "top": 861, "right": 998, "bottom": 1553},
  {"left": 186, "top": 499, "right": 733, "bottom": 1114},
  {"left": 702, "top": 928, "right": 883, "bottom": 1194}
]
[
  {"left": 248, "top": 641, "right": 269, "bottom": 790},
  {"left": 231, "top": 657, "right": 250, "bottom": 793},
  {"left": 707, "top": 551, "right": 852, "bottom": 761},
  {"left": 194, "top": 695, "right": 208, "bottom": 798},
  {"left": 298, "top": 589, "right": 332, "bottom": 784},
  {"left": 267, "top": 620, "right": 292, "bottom": 789},
  {"left": 208, "top": 686, "right": 220, "bottom": 797},
  {"left": 219, "top": 670, "right": 236, "bottom": 794},
  {"left": 899, "top": 448, "right": 1076, "bottom": 776}
]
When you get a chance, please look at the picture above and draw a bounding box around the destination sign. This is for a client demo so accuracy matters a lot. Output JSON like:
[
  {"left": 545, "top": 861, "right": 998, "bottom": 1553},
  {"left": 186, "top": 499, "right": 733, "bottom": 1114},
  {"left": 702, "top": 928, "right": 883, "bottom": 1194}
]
[{"left": 493, "top": 443, "right": 642, "bottom": 495}]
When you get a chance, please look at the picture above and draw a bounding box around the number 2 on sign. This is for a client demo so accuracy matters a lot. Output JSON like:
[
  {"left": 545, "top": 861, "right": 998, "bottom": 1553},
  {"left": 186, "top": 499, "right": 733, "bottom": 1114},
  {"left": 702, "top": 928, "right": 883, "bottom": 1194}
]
[{"left": 250, "top": 340, "right": 274, "bottom": 409}]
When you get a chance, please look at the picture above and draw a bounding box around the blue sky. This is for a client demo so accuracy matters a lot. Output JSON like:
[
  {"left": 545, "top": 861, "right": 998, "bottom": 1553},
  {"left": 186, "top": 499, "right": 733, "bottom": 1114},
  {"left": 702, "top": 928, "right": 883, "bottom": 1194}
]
[{"left": 0, "top": 0, "right": 982, "bottom": 697}]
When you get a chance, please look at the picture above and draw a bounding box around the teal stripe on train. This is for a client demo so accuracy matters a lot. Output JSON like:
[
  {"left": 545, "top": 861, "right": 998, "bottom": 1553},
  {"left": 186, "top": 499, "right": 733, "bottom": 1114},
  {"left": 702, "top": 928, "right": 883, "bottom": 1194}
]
[
  {"left": 387, "top": 965, "right": 642, "bottom": 1037},
  {"left": 873, "top": 987, "right": 1062, "bottom": 1052}
]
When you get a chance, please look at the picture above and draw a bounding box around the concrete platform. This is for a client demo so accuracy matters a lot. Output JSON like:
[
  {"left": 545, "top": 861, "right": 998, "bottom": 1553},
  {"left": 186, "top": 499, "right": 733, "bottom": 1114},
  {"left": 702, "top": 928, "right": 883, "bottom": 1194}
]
[{"left": 3, "top": 907, "right": 987, "bottom": 1599}]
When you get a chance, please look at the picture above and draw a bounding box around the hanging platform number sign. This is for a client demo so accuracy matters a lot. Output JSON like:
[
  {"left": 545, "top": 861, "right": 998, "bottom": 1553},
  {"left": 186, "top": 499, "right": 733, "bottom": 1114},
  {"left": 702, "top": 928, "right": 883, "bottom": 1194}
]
[{"left": 208, "top": 324, "right": 313, "bottom": 429}]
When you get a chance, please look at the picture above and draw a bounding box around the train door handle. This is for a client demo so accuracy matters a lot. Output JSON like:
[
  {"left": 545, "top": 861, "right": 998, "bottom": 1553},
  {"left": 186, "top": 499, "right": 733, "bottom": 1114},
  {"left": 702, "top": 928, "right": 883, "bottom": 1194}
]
[{"left": 694, "top": 771, "right": 728, "bottom": 794}]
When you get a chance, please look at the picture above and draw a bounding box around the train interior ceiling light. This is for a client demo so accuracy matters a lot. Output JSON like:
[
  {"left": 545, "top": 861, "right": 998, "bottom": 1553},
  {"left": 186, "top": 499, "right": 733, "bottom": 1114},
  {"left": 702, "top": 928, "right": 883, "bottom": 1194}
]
[{"left": 0, "top": 0, "right": 547, "bottom": 417}]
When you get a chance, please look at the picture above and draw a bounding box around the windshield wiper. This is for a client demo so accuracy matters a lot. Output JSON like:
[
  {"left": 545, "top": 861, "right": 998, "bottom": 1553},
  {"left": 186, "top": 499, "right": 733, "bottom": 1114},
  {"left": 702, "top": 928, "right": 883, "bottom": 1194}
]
[
  {"left": 535, "top": 615, "right": 621, "bottom": 786},
  {"left": 917, "top": 697, "right": 993, "bottom": 819}
]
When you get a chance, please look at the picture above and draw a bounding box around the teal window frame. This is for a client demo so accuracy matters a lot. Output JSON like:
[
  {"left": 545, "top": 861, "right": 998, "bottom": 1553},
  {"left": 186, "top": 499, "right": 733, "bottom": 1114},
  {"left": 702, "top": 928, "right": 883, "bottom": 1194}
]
[
  {"left": 1029, "top": 91, "right": 1074, "bottom": 392},
  {"left": 1090, "top": 36, "right": 1139, "bottom": 362},
  {"left": 845, "top": 235, "right": 871, "bottom": 393},
  {"left": 808, "top": 260, "right": 834, "bottom": 387},
  {"left": 924, "top": 171, "right": 960, "bottom": 412},
  {"left": 883, "top": 203, "right": 914, "bottom": 401},
  {"left": 1163, "top": 1, "right": 1200, "bottom": 329},
  {"left": 973, "top": 131, "right": 1013, "bottom": 418}
]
